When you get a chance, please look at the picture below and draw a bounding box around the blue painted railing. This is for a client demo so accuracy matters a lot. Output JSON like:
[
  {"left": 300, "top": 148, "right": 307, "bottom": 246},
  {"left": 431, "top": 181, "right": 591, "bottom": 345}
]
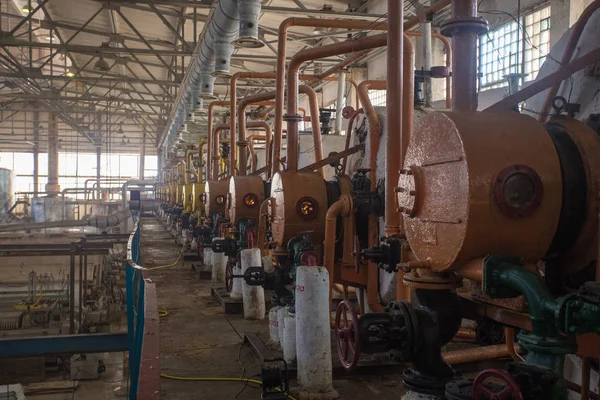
[{"left": 126, "top": 213, "right": 160, "bottom": 399}]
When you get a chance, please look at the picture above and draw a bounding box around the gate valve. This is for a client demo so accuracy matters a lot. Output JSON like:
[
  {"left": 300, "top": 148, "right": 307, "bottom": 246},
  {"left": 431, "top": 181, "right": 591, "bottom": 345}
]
[
  {"left": 472, "top": 369, "right": 524, "bottom": 400},
  {"left": 211, "top": 237, "right": 238, "bottom": 258},
  {"left": 335, "top": 300, "right": 361, "bottom": 371},
  {"left": 361, "top": 237, "right": 402, "bottom": 273},
  {"left": 229, "top": 266, "right": 266, "bottom": 287}
]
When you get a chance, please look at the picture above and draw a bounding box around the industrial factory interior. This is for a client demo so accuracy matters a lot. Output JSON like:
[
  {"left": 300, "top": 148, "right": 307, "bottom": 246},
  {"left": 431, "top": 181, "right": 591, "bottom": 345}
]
[{"left": 2, "top": 0, "right": 600, "bottom": 398}]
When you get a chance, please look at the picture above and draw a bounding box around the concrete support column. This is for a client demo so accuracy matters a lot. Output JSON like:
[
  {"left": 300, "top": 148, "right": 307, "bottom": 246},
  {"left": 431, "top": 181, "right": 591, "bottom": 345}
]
[
  {"left": 45, "top": 113, "right": 60, "bottom": 195},
  {"left": 139, "top": 130, "right": 146, "bottom": 180},
  {"left": 157, "top": 147, "right": 163, "bottom": 181},
  {"left": 33, "top": 106, "right": 39, "bottom": 197},
  {"left": 551, "top": 0, "right": 594, "bottom": 47}
]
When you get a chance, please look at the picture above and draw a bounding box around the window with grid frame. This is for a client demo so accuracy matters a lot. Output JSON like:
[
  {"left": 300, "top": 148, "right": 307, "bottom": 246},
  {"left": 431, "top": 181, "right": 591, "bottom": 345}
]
[
  {"left": 478, "top": 5, "right": 551, "bottom": 91},
  {"left": 368, "top": 90, "right": 386, "bottom": 107}
]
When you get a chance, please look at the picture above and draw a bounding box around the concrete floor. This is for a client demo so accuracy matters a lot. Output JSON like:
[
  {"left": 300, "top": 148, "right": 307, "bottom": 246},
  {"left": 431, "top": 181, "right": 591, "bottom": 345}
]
[{"left": 140, "top": 216, "right": 406, "bottom": 399}]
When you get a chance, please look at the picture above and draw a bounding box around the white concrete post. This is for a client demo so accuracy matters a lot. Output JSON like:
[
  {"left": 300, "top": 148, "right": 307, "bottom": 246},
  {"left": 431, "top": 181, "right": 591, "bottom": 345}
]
[{"left": 240, "top": 248, "right": 265, "bottom": 320}]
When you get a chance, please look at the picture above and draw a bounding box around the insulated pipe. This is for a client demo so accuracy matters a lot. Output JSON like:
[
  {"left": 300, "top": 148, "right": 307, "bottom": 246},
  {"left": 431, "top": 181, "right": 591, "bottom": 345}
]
[
  {"left": 538, "top": 0, "right": 600, "bottom": 121},
  {"left": 206, "top": 101, "right": 230, "bottom": 181},
  {"left": 286, "top": 34, "right": 389, "bottom": 173},
  {"left": 230, "top": 72, "right": 358, "bottom": 175},
  {"left": 335, "top": 71, "right": 346, "bottom": 135},
  {"left": 422, "top": 20, "right": 433, "bottom": 107},
  {"left": 212, "top": 123, "right": 230, "bottom": 180},
  {"left": 343, "top": 108, "right": 363, "bottom": 175},
  {"left": 46, "top": 113, "right": 60, "bottom": 195},
  {"left": 386, "top": 0, "right": 404, "bottom": 236}
]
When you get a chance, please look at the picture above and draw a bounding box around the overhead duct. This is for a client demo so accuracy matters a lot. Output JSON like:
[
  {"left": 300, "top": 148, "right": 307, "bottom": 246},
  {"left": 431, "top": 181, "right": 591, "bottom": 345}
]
[
  {"left": 212, "top": 40, "right": 236, "bottom": 78},
  {"left": 233, "top": 0, "right": 264, "bottom": 48},
  {"left": 165, "top": 0, "right": 263, "bottom": 149}
]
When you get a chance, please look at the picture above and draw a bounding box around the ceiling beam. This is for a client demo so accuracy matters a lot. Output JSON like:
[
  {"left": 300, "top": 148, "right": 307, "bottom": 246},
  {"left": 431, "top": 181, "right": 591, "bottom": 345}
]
[
  {"left": 0, "top": 93, "right": 174, "bottom": 105},
  {"left": 0, "top": 40, "right": 193, "bottom": 57},
  {"left": 0, "top": 72, "right": 181, "bottom": 86},
  {"left": 92, "top": 1, "right": 385, "bottom": 19}
]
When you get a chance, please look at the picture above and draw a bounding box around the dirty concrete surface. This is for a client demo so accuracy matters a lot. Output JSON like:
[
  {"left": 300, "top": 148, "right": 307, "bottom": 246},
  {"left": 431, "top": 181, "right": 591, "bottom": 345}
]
[{"left": 141, "top": 216, "right": 406, "bottom": 399}]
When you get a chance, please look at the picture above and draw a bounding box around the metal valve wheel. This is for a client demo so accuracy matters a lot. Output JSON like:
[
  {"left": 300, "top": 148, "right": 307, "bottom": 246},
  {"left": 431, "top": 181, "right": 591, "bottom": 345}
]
[
  {"left": 472, "top": 369, "right": 524, "bottom": 400},
  {"left": 335, "top": 300, "right": 361, "bottom": 371},
  {"left": 225, "top": 260, "right": 234, "bottom": 292}
]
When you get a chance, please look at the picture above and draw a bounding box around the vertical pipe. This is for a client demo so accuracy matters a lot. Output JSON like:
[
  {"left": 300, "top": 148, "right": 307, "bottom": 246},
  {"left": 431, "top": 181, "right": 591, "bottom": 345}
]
[
  {"left": 78, "top": 254, "right": 83, "bottom": 333},
  {"left": 83, "top": 255, "right": 88, "bottom": 306},
  {"left": 299, "top": 85, "right": 324, "bottom": 176},
  {"left": 139, "top": 131, "right": 146, "bottom": 180},
  {"left": 441, "top": 0, "right": 488, "bottom": 112},
  {"left": 33, "top": 106, "right": 39, "bottom": 196},
  {"left": 46, "top": 113, "right": 60, "bottom": 195},
  {"left": 335, "top": 71, "right": 346, "bottom": 135},
  {"left": 385, "top": 0, "right": 403, "bottom": 236},
  {"left": 581, "top": 357, "right": 591, "bottom": 400},
  {"left": 422, "top": 20, "right": 433, "bottom": 107},
  {"left": 96, "top": 145, "right": 101, "bottom": 200},
  {"left": 69, "top": 246, "right": 75, "bottom": 334}
]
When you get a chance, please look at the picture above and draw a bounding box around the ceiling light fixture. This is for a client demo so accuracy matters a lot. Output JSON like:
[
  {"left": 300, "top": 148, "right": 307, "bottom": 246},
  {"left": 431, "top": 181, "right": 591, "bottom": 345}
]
[
  {"left": 66, "top": 70, "right": 75, "bottom": 77},
  {"left": 93, "top": 55, "right": 110, "bottom": 72},
  {"left": 21, "top": 6, "right": 31, "bottom": 13}
]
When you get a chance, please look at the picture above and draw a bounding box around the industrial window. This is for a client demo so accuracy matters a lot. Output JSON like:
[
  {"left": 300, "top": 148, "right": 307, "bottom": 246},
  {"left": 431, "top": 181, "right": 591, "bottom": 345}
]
[
  {"left": 478, "top": 5, "right": 551, "bottom": 90},
  {"left": 368, "top": 90, "right": 386, "bottom": 107}
]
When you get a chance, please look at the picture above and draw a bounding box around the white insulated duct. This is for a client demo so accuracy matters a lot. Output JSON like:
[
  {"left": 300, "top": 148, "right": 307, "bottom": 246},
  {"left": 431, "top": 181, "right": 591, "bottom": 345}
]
[{"left": 166, "top": 0, "right": 264, "bottom": 154}]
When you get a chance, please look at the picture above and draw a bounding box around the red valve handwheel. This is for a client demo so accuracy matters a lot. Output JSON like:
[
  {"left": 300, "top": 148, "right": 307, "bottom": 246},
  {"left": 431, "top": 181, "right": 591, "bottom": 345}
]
[
  {"left": 335, "top": 300, "right": 361, "bottom": 371},
  {"left": 472, "top": 369, "right": 524, "bottom": 400}
]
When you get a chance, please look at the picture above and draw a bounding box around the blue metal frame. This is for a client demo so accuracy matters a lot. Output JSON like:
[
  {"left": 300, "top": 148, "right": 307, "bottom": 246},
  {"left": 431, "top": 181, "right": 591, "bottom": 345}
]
[{"left": 0, "top": 333, "right": 128, "bottom": 358}]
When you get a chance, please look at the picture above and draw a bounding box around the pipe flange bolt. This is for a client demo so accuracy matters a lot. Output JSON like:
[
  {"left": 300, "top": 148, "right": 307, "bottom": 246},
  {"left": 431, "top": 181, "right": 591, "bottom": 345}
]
[{"left": 282, "top": 113, "right": 303, "bottom": 122}]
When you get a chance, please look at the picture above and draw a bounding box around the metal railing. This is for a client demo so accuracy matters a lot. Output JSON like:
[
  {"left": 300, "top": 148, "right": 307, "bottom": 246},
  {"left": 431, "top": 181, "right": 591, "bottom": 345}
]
[{"left": 126, "top": 212, "right": 160, "bottom": 399}]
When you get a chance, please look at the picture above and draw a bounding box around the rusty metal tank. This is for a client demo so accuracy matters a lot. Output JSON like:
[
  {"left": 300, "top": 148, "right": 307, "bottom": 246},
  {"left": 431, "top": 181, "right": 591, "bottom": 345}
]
[
  {"left": 270, "top": 171, "right": 328, "bottom": 248},
  {"left": 228, "top": 175, "right": 265, "bottom": 224},
  {"left": 204, "top": 180, "right": 228, "bottom": 216},
  {"left": 397, "top": 111, "right": 563, "bottom": 272}
]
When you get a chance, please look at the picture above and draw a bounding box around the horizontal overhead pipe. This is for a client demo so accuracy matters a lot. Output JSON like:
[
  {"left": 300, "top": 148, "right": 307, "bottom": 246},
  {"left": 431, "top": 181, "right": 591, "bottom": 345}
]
[{"left": 0, "top": 208, "right": 133, "bottom": 232}]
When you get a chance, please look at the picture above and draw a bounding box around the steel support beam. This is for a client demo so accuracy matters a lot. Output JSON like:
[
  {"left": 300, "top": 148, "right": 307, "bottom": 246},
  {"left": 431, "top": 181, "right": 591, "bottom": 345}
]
[
  {"left": 0, "top": 333, "right": 129, "bottom": 358},
  {"left": 0, "top": 40, "right": 193, "bottom": 56}
]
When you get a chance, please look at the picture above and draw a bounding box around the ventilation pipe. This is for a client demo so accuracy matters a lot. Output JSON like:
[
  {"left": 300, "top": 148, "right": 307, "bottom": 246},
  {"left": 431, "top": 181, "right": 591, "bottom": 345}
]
[{"left": 165, "top": 0, "right": 264, "bottom": 151}]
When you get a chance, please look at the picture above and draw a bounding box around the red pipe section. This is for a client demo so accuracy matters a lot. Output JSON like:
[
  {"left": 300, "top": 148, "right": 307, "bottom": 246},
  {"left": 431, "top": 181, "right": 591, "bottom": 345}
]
[
  {"left": 247, "top": 134, "right": 267, "bottom": 174},
  {"left": 538, "top": 0, "right": 600, "bottom": 121}
]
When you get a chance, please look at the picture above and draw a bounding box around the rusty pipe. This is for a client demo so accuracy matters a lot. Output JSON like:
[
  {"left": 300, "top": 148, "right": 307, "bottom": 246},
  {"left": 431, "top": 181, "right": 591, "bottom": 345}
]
[
  {"left": 212, "top": 123, "right": 230, "bottom": 181},
  {"left": 442, "top": 344, "right": 517, "bottom": 364},
  {"left": 539, "top": 0, "right": 600, "bottom": 121},
  {"left": 343, "top": 108, "right": 363, "bottom": 175},
  {"left": 486, "top": 46, "right": 600, "bottom": 112},
  {"left": 299, "top": 84, "right": 324, "bottom": 177},
  {"left": 273, "top": 18, "right": 390, "bottom": 176},
  {"left": 245, "top": 121, "right": 271, "bottom": 173},
  {"left": 247, "top": 135, "right": 265, "bottom": 174},
  {"left": 444, "top": 0, "right": 487, "bottom": 111},
  {"left": 387, "top": 0, "right": 404, "bottom": 231},
  {"left": 405, "top": 31, "right": 452, "bottom": 109},
  {"left": 286, "top": 34, "right": 389, "bottom": 172},
  {"left": 206, "top": 101, "right": 230, "bottom": 182},
  {"left": 505, "top": 327, "right": 525, "bottom": 362}
]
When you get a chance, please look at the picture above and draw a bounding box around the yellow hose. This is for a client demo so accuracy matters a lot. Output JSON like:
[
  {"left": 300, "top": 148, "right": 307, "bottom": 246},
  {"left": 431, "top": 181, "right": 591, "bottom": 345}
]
[
  {"left": 159, "top": 310, "right": 169, "bottom": 317},
  {"left": 159, "top": 374, "right": 297, "bottom": 400},
  {"left": 148, "top": 255, "right": 182, "bottom": 270}
]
